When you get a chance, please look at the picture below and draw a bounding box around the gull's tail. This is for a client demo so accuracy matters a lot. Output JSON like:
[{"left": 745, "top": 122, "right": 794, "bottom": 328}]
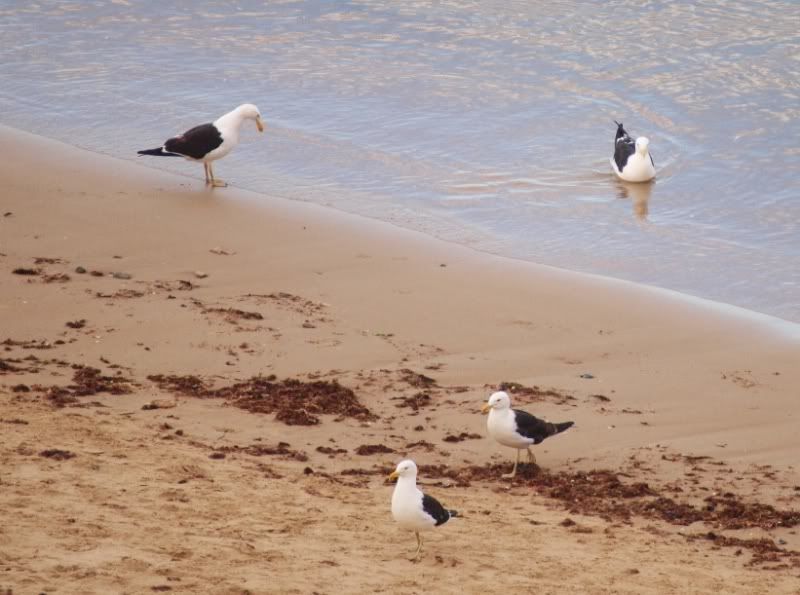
[
  {"left": 614, "top": 121, "right": 627, "bottom": 140},
  {"left": 137, "top": 147, "right": 180, "bottom": 157},
  {"left": 551, "top": 421, "right": 574, "bottom": 436}
]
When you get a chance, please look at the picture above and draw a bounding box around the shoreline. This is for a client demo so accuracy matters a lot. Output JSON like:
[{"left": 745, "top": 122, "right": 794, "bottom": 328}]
[
  {"left": 4, "top": 123, "right": 799, "bottom": 341},
  {"left": 2, "top": 123, "right": 800, "bottom": 593}
]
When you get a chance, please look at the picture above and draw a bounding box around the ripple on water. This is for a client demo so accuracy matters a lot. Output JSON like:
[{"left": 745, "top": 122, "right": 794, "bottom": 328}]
[{"left": 0, "top": 0, "right": 798, "bottom": 321}]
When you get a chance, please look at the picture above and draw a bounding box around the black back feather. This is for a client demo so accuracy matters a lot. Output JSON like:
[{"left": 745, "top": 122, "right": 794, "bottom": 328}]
[
  {"left": 163, "top": 122, "right": 224, "bottom": 160},
  {"left": 513, "top": 409, "right": 574, "bottom": 444},
  {"left": 613, "top": 121, "right": 636, "bottom": 171},
  {"left": 422, "top": 493, "right": 454, "bottom": 526}
]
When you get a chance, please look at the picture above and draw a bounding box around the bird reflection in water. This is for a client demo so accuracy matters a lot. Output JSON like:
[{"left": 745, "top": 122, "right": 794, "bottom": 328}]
[{"left": 616, "top": 180, "right": 653, "bottom": 220}]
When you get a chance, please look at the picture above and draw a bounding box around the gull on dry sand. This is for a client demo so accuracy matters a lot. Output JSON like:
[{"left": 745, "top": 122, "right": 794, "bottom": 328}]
[
  {"left": 137, "top": 103, "right": 265, "bottom": 187},
  {"left": 389, "top": 459, "right": 458, "bottom": 561},
  {"left": 610, "top": 120, "right": 656, "bottom": 183},
  {"left": 482, "top": 390, "right": 574, "bottom": 478}
]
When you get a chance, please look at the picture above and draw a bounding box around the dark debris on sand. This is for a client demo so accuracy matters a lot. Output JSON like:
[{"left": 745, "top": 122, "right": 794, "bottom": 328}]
[
  {"left": 203, "top": 306, "right": 264, "bottom": 324},
  {"left": 36, "top": 365, "right": 135, "bottom": 407},
  {"left": 39, "top": 449, "right": 76, "bottom": 461},
  {"left": 2, "top": 338, "right": 56, "bottom": 350},
  {"left": 686, "top": 532, "right": 800, "bottom": 568},
  {"left": 355, "top": 444, "right": 395, "bottom": 456},
  {"left": 442, "top": 432, "right": 482, "bottom": 443},
  {"left": 399, "top": 369, "right": 438, "bottom": 388},
  {"left": 395, "top": 391, "right": 432, "bottom": 410},
  {"left": 497, "top": 381, "right": 576, "bottom": 405},
  {"left": 215, "top": 442, "right": 308, "bottom": 462},
  {"left": 147, "top": 374, "right": 375, "bottom": 425},
  {"left": 0, "top": 359, "right": 24, "bottom": 374},
  {"left": 12, "top": 267, "right": 41, "bottom": 276},
  {"left": 418, "top": 463, "right": 800, "bottom": 566},
  {"left": 95, "top": 289, "right": 146, "bottom": 299}
]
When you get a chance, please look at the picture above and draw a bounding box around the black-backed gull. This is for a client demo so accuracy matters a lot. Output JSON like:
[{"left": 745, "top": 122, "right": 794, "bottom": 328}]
[
  {"left": 137, "top": 104, "right": 264, "bottom": 187},
  {"left": 481, "top": 391, "right": 573, "bottom": 478},
  {"left": 611, "top": 121, "right": 655, "bottom": 183},
  {"left": 389, "top": 459, "right": 457, "bottom": 560}
]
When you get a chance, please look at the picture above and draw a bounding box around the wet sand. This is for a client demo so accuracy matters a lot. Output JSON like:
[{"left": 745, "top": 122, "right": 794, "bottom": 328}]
[{"left": 1, "top": 125, "right": 799, "bottom": 594}]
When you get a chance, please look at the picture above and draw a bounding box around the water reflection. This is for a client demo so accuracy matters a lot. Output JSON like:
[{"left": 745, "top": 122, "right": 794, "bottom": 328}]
[{"left": 616, "top": 180, "right": 653, "bottom": 221}]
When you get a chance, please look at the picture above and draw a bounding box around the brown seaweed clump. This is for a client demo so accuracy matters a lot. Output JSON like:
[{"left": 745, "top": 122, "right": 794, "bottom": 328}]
[
  {"left": 399, "top": 369, "right": 438, "bottom": 388},
  {"left": 215, "top": 442, "right": 308, "bottom": 462},
  {"left": 355, "top": 444, "right": 395, "bottom": 456},
  {"left": 39, "top": 449, "right": 76, "bottom": 461},
  {"left": 36, "top": 366, "right": 135, "bottom": 407},
  {"left": 147, "top": 374, "right": 374, "bottom": 425},
  {"left": 421, "top": 464, "right": 800, "bottom": 531},
  {"left": 497, "top": 381, "right": 575, "bottom": 405},
  {"left": 417, "top": 463, "right": 800, "bottom": 566}
]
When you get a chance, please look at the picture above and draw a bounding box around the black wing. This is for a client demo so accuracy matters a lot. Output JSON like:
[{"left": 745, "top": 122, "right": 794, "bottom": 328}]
[
  {"left": 613, "top": 121, "right": 635, "bottom": 171},
  {"left": 512, "top": 409, "right": 572, "bottom": 444},
  {"left": 164, "top": 123, "right": 223, "bottom": 160},
  {"left": 422, "top": 493, "right": 452, "bottom": 526}
]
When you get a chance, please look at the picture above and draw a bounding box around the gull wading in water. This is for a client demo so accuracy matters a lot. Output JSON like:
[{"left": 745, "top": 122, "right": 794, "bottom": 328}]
[
  {"left": 482, "top": 391, "right": 574, "bottom": 478},
  {"left": 137, "top": 104, "right": 265, "bottom": 187},
  {"left": 611, "top": 120, "right": 656, "bottom": 183},
  {"left": 389, "top": 459, "right": 457, "bottom": 560}
]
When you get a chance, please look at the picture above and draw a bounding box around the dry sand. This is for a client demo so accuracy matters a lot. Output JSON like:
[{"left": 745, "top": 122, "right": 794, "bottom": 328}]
[{"left": 1, "top": 125, "right": 799, "bottom": 594}]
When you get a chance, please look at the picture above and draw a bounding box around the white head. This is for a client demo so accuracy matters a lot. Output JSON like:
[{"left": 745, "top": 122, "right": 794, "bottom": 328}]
[
  {"left": 481, "top": 390, "right": 511, "bottom": 413},
  {"left": 236, "top": 103, "right": 265, "bottom": 133},
  {"left": 388, "top": 459, "right": 418, "bottom": 481},
  {"left": 635, "top": 136, "right": 650, "bottom": 156}
]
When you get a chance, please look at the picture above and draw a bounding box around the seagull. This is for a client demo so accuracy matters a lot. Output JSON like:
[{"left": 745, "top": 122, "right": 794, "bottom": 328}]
[
  {"left": 610, "top": 121, "right": 655, "bottom": 183},
  {"left": 481, "top": 391, "right": 574, "bottom": 478},
  {"left": 388, "top": 459, "right": 457, "bottom": 560},
  {"left": 137, "top": 104, "right": 265, "bottom": 187}
]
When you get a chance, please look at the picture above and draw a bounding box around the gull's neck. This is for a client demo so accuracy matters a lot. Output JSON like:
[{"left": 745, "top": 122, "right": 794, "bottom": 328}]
[
  {"left": 490, "top": 407, "right": 512, "bottom": 420},
  {"left": 395, "top": 475, "right": 418, "bottom": 493},
  {"left": 214, "top": 106, "right": 247, "bottom": 134}
]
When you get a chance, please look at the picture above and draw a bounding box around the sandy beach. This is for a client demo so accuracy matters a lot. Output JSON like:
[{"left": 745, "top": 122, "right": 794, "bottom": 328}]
[{"left": 2, "top": 125, "right": 800, "bottom": 594}]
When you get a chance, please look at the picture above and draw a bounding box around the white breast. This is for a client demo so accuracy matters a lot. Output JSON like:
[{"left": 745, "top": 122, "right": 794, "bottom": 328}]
[
  {"left": 612, "top": 153, "right": 655, "bottom": 183},
  {"left": 203, "top": 128, "right": 239, "bottom": 163},
  {"left": 391, "top": 481, "right": 436, "bottom": 531},
  {"left": 487, "top": 408, "right": 533, "bottom": 449}
]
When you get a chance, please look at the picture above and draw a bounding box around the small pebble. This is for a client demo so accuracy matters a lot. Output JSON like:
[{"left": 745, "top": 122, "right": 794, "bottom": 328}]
[
  {"left": 112, "top": 272, "right": 132, "bottom": 280},
  {"left": 580, "top": 373, "right": 595, "bottom": 379},
  {"left": 75, "top": 266, "right": 87, "bottom": 274},
  {"left": 194, "top": 271, "right": 208, "bottom": 279}
]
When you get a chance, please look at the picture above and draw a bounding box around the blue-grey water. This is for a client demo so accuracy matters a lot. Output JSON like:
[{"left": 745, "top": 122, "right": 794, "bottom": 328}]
[{"left": 1, "top": 1, "right": 798, "bottom": 321}]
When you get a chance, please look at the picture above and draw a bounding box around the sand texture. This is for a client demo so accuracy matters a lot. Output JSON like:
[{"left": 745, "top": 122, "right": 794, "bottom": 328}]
[{"left": 1, "top": 126, "right": 800, "bottom": 594}]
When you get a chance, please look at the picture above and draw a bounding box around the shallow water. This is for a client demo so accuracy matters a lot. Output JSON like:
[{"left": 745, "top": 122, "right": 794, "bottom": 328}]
[{"left": 1, "top": 1, "right": 798, "bottom": 321}]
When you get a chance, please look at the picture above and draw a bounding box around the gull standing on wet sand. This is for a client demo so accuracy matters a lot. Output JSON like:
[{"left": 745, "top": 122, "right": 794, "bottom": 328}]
[
  {"left": 389, "top": 460, "right": 457, "bottom": 560},
  {"left": 482, "top": 391, "right": 574, "bottom": 478},
  {"left": 137, "top": 104, "right": 265, "bottom": 187}
]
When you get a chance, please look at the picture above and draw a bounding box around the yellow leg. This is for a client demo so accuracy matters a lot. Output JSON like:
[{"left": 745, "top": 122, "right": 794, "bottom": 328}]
[
  {"left": 527, "top": 448, "right": 536, "bottom": 466},
  {"left": 203, "top": 162, "right": 210, "bottom": 184},
  {"left": 208, "top": 163, "right": 227, "bottom": 188},
  {"left": 503, "top": 449, "right": 520, "bottom": 479},
  {"left": 411, "top": 531, "right": 423, "bottom": 561}
]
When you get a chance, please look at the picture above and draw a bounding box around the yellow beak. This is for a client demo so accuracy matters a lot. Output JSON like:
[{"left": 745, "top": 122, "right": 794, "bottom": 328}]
[
  {"left": 481, "top": 403, "right": 491, "bottom": 414},
  {"left": 256, "top": 117, "right": 265, "bottom": 133},
  {"left": 388, "top": 470, "right": 400, "bottom": 481}
]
